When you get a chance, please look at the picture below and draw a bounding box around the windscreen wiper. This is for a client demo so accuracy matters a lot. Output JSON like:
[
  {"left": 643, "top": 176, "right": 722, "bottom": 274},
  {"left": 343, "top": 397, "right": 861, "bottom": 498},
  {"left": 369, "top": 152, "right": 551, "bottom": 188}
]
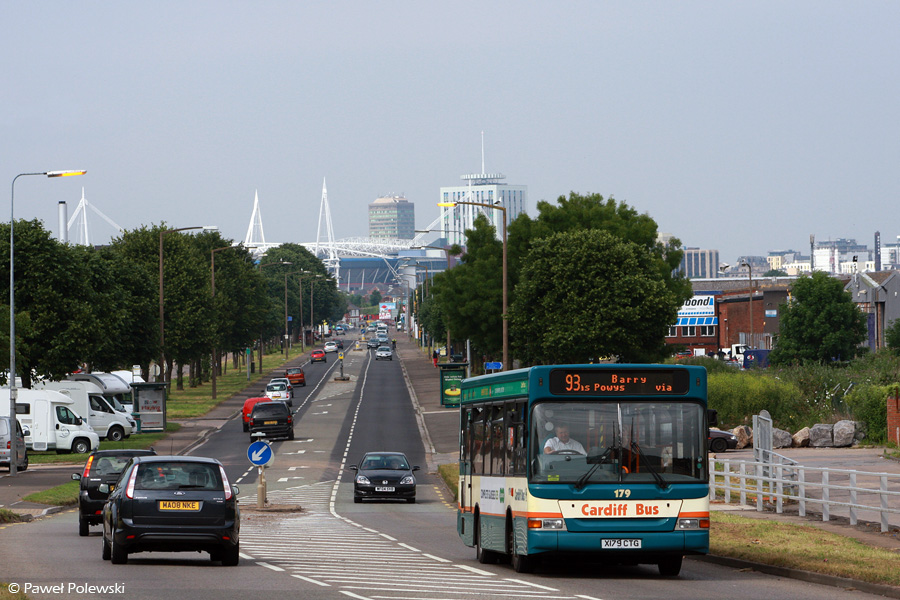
[
  {"left": 630, "top": 441, "right": 668, "bottom": 489},
  {"left": 574, "top": 445, "right": 614, "bottom": 490}
]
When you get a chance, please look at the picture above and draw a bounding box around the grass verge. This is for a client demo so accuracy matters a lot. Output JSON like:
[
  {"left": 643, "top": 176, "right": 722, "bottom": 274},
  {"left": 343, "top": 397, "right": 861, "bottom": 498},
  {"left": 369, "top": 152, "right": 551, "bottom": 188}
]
[
  {"left": 711, "top": 511, "right": 900, "bottom": 586},
  {"left": 22, "top": 481, "right": 79, "bottom": 507},
  {"left": 0, "top": 508, "right": 26, "bottom": 524}
]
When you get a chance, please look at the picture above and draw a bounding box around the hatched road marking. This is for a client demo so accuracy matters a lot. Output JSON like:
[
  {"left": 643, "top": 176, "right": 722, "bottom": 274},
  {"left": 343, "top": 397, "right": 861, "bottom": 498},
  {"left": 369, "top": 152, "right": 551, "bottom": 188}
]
[{"left": 238, "top": 482, "right": 580, "bottom": 599}]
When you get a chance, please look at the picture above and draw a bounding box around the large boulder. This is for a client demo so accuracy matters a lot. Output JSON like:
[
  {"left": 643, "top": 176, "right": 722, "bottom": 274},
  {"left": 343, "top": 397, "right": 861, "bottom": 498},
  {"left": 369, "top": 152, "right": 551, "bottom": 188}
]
[
  {"left": 733, "top": 425, "right": 753, "bottom": 449},
  {"left": 809, "top": 424, "right": 834, "bottom": 447},
  {"left": 792, "top": 427, "right": 810, "bottom": 447},
  {"left": 853, "top": 421, "right": 867, "bottom": 442},
  {"left": 773, "top": 428, "right": 793, "bottom": 448},
  {"left": 833, "top": 420, "right": 856, "bottom": 447}
]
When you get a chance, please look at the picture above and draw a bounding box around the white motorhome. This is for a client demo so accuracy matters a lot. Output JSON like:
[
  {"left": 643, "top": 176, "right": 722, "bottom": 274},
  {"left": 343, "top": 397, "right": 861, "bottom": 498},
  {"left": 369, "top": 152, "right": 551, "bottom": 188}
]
[
  {"left": 0, "top": 388, "right": 100, "bottom": 454},
  {"left": 67, "top": 372, "right": 134, "bottom": 412},
  {"left": 36, "top": 380, "right": 135, "bottom": 441}
]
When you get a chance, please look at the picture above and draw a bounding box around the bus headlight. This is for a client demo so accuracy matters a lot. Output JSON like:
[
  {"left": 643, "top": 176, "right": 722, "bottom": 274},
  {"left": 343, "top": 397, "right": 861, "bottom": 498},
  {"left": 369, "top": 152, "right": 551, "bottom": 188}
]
[
  {"left": 528, "top": 518, "right": 566, "bottom": 530},
  {"left": 677, "top": 518, "right": 710, "bottom": 530}
]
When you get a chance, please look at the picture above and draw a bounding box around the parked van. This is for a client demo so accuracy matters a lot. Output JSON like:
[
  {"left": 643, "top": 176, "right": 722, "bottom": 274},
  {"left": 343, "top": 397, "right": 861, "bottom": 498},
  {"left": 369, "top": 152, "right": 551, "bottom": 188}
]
[
  {"left": 0, "top": 388, "right": 100, "bottom": 454},
  {"left": 67, "top": 371, "right": 133, "bottom": 413},
  {"left": 36, "top": 380, "right": 135, "bottom": 441}
]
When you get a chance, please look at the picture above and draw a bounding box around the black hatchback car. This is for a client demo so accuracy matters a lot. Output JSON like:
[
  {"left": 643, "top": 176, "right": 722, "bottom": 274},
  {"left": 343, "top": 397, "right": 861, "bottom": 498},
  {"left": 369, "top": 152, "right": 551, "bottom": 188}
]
[
  {"left": 350, "top": 451, "right": 419, "bottom": 503},
  {"left": 248, "top": 401, "right": 294, "bottom": 441},
  {"left": 73, "top": 449, "right": 157, "bottom": 536},
  {"left": 101, "top": 455, "right": 240, "bottom": 565}
]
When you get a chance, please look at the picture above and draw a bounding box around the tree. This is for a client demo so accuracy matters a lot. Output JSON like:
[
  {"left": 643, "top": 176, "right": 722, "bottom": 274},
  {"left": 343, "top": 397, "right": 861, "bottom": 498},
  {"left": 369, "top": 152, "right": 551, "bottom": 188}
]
[
  {"left": 435, "top": 215, "right": 504, "bottom": 358},
  {"left": 769, "top": 271, "right": 868, "bottom": 365},
  {"left": 369, "top": 289, "right": 382, "bottom": 307},
  {"left": 510, "top": 230, "right": 682, "bottom": 364},
  {"left": 0, "top": 220, "right": 101, "bottom": 386},
  {"left": 886, "top": 319, "right": 900, "bottom": 354},
  {"left": 764, "top": 269, "right": 788, "bottom": 277}
]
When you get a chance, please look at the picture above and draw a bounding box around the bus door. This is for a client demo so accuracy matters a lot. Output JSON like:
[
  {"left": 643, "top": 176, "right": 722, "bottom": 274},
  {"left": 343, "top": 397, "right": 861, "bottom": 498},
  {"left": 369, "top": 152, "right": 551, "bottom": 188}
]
[{"left": 460, "top": 408, "right": 474, "bottom": 511}]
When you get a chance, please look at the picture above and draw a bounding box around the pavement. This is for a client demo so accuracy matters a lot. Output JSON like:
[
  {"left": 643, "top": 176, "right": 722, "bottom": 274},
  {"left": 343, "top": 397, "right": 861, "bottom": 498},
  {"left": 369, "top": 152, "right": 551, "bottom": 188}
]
[{"left": 5, "top": 332, "right": 900, "bottom": 595}]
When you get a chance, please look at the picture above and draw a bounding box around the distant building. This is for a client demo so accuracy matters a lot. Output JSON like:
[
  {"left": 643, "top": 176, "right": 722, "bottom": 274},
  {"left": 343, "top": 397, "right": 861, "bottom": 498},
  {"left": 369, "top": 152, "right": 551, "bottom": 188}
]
[
  {"left": 368, "top": 195, "right": 415, "bottom": 240},
  {"left": 767, "top": 250, "right": 807, "bottom": 273},
  {"left": 813, "top": 238, "right": 870, "bottom": 273},
  {"left": 439, "top": 173, "right": 527, "bottom": 247},
  {"left": 678, "top": 248, "right": 720, "bottom": 279}
]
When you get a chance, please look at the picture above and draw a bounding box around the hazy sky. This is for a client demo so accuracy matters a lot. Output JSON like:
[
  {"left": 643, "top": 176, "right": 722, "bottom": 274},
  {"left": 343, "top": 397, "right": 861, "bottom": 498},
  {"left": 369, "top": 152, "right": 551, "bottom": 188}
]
[{"left": 3, "top": 2, "right": 899, "bottom": 264}]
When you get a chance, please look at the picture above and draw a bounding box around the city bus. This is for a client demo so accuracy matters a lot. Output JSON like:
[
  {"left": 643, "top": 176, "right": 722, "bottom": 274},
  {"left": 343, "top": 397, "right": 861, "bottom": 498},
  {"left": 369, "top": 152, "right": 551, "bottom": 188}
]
[{"left": 457, "top": 364, "right": 710, "bottom": 575}]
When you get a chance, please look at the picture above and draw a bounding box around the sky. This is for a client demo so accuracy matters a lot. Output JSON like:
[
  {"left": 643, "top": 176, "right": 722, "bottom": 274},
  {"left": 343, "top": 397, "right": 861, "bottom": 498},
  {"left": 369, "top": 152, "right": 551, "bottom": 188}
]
[{"left": 2, "top": 2, "right": 899, "bottom": 265}]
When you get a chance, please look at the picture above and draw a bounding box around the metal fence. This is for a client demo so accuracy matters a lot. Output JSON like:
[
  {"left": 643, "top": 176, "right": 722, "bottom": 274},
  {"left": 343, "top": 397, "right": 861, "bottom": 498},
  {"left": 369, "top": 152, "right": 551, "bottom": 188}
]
[{"left": 710, "top": 457, "right": 900, "bottom": 532}]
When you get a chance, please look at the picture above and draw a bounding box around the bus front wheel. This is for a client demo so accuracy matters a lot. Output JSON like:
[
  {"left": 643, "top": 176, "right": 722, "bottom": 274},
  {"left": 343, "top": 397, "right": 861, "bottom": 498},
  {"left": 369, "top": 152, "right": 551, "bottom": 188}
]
[
  {"left": 658, "top": 555, "right": 683, "bottom": 577},
  {"left": 507, "top": 522, "right": 533, "bottom": 573}
]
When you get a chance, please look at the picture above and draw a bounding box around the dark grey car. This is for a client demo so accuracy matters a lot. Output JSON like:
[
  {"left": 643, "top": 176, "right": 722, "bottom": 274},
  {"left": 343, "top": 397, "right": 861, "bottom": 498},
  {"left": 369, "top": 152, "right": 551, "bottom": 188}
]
[
  {"left": 101, "top": 455, "right": 240, "bottom": 565},
  {"left": 350, "top": 451, "right": 419, "bottom": 503}
]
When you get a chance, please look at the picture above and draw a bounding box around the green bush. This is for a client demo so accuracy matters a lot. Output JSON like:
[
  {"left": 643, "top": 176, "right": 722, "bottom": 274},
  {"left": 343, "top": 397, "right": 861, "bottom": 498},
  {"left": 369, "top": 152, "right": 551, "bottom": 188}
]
[
  {"left": 843, "top": 384, "right": 894, "bottom": 444},
  {"left": 708, "top": 371, "right": 812, "bottom": 431}
]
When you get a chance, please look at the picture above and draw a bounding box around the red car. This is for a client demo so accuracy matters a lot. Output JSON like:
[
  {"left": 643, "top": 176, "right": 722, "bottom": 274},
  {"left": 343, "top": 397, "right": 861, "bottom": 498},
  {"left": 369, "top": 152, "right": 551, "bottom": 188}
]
[
  {"left": 242, "top": 397, "right": 271, "bottom": 432},
  {"left": 285, "top": 367, "right": 306, "bottom": 387},
  {"left": 311, "top": 349, "right": 326, "bottom": 363}
]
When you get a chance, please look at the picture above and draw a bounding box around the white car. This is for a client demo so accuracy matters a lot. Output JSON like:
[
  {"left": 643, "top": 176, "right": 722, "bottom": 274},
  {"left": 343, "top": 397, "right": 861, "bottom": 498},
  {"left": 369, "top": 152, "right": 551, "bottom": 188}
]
[
  {"left": 375, "top": 346, "right": 393, "bottom": 361},
  {"left": 324, "top": 341, "right": 338, "bottom": 353},
  {"left": 265, "top": 382, "right": 291, "bottom": 406},
  {"left": 268, "top": 377, "right": 294, "bottom": 399}
]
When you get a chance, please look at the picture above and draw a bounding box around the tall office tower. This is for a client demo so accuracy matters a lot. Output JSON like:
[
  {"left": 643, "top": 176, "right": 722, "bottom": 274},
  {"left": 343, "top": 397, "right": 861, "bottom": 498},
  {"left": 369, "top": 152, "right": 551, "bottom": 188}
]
[
  {"left": 679, "top": 248, "right": 720, "bottom": 279},
  {"left": 368, "top": 195, "right": 415, "bottom": 240},
  {"left": 439, "top": 173, "right": 527, "bottom": 246}
]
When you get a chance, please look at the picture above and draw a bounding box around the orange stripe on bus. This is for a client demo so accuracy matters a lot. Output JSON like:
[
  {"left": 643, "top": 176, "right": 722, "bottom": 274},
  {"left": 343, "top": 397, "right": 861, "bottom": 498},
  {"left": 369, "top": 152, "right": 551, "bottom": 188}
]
[{"left": 679, "top": 512, "right": 709, "bottom": 518}]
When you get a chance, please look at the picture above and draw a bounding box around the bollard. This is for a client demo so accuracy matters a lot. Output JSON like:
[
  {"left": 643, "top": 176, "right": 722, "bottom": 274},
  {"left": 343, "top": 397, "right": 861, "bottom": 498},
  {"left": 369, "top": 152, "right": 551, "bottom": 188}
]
[{"left": 257, "top": 465, "right": 267, "bottom": 508}]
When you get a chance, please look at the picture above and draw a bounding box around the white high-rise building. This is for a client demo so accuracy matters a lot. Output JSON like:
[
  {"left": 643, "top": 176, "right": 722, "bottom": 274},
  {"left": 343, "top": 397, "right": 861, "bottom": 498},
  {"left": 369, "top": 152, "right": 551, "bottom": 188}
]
[{"left": 439, "top": 173, "right": 527, "bottom": 246}]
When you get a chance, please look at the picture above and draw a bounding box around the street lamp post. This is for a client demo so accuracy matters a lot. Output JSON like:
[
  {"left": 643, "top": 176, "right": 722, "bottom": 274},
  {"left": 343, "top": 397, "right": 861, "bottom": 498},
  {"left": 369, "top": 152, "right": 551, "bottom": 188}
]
[
  {"left": 210, "top": 245, "right": 239, "bottom": 399},
  {"left": 9, "top": 169, "right": 86, "bottom": 477},
  {"left": 741, "top": 260, "right": 754, "bottom": 348},
  {"left": 257, "top": 261, "right": 292, "bottom": 370},
  {"left": 159, "top": 226, "right": 216, "bottom": 386},
  {"left": 438, "top": 200, "right": 508, "bottom": 370},
  {"left": 411, "top": 243, "right": 455, "bottom": 355}
]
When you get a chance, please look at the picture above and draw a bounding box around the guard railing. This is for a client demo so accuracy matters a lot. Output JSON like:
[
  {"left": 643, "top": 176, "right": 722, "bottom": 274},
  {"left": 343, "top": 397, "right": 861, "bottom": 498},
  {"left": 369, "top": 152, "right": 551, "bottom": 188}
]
[{"left": 709, "top": 457, "right": 900, "bottom": 532}]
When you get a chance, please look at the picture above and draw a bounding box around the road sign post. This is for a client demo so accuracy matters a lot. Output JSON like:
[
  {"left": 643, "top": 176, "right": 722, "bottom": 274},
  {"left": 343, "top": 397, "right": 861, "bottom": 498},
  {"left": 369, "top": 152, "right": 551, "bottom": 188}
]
[{"left": 248, "top": 438, "right": 273, "bottom": 508}]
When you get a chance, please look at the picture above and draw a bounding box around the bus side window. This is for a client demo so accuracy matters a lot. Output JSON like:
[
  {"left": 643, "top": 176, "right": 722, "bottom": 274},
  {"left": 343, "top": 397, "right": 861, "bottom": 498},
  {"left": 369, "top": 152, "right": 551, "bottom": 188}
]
[
  {"left": 473, "top": 408, "right": 486, "bottom": 476},
  {"left": 461, "top": 408, "right": 472, "bottom": 469},
  {"left": 491, "top": 405, "right": 504, "bottom": 475}
]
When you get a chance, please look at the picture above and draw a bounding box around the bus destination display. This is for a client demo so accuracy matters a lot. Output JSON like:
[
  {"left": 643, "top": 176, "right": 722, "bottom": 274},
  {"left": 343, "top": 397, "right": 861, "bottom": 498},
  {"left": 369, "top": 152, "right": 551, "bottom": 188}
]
[{"left": 548, "top": 369, "right": 690, "bottom": 396}]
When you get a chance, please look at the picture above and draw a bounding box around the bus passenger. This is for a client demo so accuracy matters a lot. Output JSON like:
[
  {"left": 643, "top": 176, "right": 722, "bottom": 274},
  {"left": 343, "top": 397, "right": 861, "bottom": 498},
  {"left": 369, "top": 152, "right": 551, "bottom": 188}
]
[{"left": 544, "top": 426, "right": 586, "bottom": 455}]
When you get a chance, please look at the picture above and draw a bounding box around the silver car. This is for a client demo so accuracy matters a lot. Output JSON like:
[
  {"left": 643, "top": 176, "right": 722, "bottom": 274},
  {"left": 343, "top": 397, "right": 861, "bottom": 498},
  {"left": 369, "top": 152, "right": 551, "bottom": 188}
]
[
  {"left": 375, "top": 346, "right": 393, "bottom": 361},
  {"left": 0, "top": 418, "right": 28, "bottom": 471}
]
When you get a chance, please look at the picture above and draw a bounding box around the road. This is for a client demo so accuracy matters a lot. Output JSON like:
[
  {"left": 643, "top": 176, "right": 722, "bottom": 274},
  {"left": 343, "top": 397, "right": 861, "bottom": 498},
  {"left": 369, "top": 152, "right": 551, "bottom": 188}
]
[{"left": 0, "top": 344, "right": 893, "bottom": 599}]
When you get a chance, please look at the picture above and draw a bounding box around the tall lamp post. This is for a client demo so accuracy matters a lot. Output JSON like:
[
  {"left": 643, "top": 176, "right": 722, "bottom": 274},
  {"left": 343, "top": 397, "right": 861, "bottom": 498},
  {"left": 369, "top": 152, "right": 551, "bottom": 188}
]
[
  {"left": 9, "top": 169, "right": 86, "bottom": 477},
  {"left": 210, "top": 245, "right": 239, "bottom": 399},
  {"left": 159, "top": 225, "right": 217, "bottom": 385},
  {"left": 308, "top": 273, "right": 330, "bottom": 343},
  {"left": 438, "top": 200, "right": 508, "bottom": 370},
  {"left": 292, "top": 270, "right": 322, "bottom": 352},
  {"left": 257, "top": 261, "right": 292, "bottom": 370},
  {"left": 741, "top": 260, "right": 754, "bottom": 348},
  {"left": 412, "top": 243, "right": 454, "bottom": 354}
]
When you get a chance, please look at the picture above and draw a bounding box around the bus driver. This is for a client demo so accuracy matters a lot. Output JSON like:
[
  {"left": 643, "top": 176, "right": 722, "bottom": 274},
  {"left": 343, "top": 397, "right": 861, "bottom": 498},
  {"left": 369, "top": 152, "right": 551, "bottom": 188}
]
[{"left": 543, "top": 425, "right": 586, "bottom": 455}]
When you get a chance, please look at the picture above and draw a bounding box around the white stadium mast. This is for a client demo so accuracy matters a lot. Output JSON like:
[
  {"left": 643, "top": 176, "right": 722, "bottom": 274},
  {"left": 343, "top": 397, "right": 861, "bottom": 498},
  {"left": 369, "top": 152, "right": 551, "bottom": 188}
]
[{"left": 314, "top": 178, "right": 340, "bottom": 282}]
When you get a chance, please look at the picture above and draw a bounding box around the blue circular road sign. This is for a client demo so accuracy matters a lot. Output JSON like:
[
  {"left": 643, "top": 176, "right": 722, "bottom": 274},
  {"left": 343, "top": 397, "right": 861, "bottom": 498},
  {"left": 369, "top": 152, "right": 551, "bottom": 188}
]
[{"left": 248, "top": 440, "right": 274, "bottom": 467}]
